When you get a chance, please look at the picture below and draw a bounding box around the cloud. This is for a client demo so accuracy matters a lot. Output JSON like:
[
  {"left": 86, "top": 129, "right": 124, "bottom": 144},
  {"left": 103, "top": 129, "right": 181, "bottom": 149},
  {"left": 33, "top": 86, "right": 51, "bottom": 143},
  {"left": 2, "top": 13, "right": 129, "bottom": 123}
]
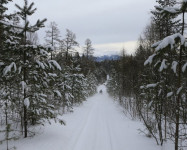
[
  {"left": 8, "top": 0, "right": 156, "bottom": 43},
  {"left": 93, "top": 41, "right": 137, "bottom": 56},
  {"left": 7, "top": 0, "right": 156, "bottom": 56}
]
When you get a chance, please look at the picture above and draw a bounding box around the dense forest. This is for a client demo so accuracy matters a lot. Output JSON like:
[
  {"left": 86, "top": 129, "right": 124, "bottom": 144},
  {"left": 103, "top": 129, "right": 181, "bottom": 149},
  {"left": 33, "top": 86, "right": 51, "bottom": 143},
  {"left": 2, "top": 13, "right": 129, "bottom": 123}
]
[
  {"left": 0, "top": 0, "right": 187, "bottom": 150},
  {"left": 0, "top": 0, "right": 104, "bottom": 149},
  {"left": 106, "top": 0, "right": 187, "bottom": 150}
]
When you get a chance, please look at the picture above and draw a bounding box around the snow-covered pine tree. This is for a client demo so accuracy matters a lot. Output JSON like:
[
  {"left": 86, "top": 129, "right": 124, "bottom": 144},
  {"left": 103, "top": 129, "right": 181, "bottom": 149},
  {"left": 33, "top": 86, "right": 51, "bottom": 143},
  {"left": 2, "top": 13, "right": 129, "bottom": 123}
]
[
  {"left": 61, "top": 64, "right": 74, "bottom": 112},
  {"left": 144, "top": 1, "right": 187, "bottom": 149},
  {"left": 106, "top": 68, "right": 120, "bottom": 100},
  {"left": 86, "top": 72, "right": 97, "bottom": 96},
  {"left": 14, "top": 0, "right": 64, "bottom": 138},
  {"left": 53, "top": 29, "right": 80, "bottom": 112},
  {"left": 70, "top": 57, "right": 87, "bottom": 105},
  {"left": 0, "top": 0, "right": 13, "bottom": 47},
  {"left": 0, "top": 0, "right": 25, "bottom": 147},
  {"left": 151, "top": 0, "right": 180, "bottom": 40},
  {"left": 138, "top": 0, "right": 184, "bottom": 145}
]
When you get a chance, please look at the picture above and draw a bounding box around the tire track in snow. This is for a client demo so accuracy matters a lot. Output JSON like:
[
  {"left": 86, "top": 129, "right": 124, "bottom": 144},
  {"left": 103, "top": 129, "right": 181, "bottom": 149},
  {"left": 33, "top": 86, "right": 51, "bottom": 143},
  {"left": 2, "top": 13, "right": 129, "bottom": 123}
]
[
  {"left": 106, "top": 118, "right": 114, "bottom": 150},
  {"left": 68, "top": 98, "right": 99, "bottom": 150},
  {"left": 10, "top": 85, "right": 169, "bottom": 150}
]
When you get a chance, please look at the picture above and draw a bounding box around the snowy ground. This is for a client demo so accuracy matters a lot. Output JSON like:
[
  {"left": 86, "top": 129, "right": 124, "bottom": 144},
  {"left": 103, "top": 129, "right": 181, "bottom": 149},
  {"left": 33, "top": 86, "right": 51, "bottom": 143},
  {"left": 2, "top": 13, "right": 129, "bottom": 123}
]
[{"left": 2, "top": 85, "right": 173, "bottom": 150}]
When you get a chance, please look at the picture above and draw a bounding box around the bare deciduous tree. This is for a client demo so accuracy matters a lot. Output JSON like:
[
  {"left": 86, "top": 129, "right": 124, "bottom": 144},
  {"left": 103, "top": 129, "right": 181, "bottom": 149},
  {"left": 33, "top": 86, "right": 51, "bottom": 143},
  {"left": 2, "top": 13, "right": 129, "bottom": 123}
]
[
  {"left": 45, "top": 21, "right": 60, "bottom": 59},
  {"left": 83, "top": 38, "right": 94, "bottom": 60}
]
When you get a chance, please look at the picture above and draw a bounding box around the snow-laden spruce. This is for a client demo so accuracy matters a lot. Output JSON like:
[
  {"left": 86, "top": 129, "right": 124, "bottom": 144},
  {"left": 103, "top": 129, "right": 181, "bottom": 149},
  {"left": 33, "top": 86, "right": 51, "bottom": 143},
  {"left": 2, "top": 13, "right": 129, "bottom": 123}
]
[
  {"left": 142, "top": 1, "right": 187, "bottom": 149},
  {"left": 0, "top": 0, "right": 65, "bottom": 143},
  {"left": 145, "top": 32, "right": 186, "bottom": 73}
]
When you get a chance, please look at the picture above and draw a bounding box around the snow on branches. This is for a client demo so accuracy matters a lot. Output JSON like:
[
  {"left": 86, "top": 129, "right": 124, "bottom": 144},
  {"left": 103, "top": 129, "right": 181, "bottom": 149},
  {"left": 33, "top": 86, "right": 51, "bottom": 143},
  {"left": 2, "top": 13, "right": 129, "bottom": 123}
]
[
  {"left": 3, "top": 62, "right": 17, "bottom": 76},
  {"left": 48, "top": 60, "right": 62, "bottom": 71},
  {"left": 144, "top": 33, "right": 186, "bottom": 73},
  {"left": 152, "top": 33, "right": 185, "bottom": 52}
]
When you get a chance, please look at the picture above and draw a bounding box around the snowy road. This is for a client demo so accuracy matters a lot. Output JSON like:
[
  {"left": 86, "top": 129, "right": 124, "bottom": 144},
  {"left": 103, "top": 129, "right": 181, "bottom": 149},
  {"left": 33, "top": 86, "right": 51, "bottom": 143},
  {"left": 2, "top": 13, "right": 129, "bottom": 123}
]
[{"left": 9, "top": 85, "right": 171, "bottom": 150}]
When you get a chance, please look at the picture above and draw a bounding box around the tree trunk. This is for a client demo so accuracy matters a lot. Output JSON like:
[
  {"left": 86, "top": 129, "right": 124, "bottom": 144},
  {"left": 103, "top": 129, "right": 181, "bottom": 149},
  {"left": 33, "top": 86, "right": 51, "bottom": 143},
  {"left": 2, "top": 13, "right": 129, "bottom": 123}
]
[
  {"left": 175, "top": 11, "right": 185, "bottom": 150},
  {"left": 23, "top": 19, "right": 28, "bottom": 138}
]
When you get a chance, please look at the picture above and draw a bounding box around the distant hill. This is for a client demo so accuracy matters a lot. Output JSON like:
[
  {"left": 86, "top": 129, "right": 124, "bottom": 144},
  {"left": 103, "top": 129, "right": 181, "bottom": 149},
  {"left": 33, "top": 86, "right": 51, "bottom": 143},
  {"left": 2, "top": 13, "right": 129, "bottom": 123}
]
[{"left": 95, "top": 55, "right": 120, "bottom": 62}]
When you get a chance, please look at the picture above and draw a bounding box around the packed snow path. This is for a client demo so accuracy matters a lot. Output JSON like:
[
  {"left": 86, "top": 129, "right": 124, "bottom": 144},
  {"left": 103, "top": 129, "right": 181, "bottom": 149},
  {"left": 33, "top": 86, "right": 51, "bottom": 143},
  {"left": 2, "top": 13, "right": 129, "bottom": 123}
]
[{"left": 11, "top": 85, "right": 171, "bottom": 150}]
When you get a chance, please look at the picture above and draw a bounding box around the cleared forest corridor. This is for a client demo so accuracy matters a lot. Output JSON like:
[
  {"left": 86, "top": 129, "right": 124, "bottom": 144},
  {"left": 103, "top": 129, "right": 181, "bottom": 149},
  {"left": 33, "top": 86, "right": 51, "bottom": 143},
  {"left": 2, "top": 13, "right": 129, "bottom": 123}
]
[{"left": 9, "top": 85, "right": 170, "bottom": 150}]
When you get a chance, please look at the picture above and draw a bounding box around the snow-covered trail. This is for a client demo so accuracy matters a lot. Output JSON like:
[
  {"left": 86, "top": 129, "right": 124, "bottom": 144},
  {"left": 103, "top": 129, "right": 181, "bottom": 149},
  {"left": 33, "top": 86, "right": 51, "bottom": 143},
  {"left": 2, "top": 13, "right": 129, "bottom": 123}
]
[{"left": 9, "top": 85, "right": 171, "bottom": 150}]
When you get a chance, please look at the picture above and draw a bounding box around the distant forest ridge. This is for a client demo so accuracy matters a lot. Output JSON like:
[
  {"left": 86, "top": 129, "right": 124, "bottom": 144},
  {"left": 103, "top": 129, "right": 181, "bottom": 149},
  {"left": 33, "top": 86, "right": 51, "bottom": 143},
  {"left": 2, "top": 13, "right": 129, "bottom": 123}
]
[{"left": 95, "top": 55, "right": 120, "bottom": 62}]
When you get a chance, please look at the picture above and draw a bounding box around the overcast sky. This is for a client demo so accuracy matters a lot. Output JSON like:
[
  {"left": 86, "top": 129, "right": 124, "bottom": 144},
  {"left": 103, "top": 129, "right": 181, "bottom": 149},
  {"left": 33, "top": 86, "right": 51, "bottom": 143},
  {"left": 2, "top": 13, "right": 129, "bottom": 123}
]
[{"left": 8, "top": 0, "right": 156, "bottom": 56}]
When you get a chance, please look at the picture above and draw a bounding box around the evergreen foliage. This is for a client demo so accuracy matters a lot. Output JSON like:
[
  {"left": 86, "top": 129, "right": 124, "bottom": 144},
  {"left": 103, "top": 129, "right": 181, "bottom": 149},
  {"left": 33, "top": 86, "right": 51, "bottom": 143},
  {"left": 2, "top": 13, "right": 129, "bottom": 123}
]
[
  {"left": 0, "top": 0, "right": 99, "bottom": 146},
  {"left": 106, "top": 1, "right": 187, "bottom": 149}
]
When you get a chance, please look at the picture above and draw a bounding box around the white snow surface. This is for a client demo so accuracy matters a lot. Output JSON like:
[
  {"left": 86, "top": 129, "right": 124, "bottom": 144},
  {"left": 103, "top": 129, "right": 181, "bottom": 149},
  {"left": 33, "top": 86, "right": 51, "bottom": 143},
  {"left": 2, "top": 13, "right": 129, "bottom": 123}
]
[{"left": 4, "top": 85, "right": 173, "bottom": 150}]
